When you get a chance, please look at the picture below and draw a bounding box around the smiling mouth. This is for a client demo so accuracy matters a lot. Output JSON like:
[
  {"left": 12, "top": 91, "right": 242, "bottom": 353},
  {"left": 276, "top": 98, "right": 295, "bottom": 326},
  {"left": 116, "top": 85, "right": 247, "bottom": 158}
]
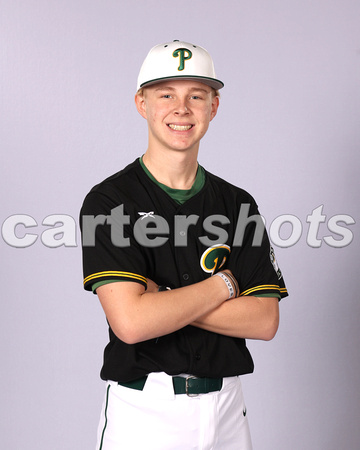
[{"left": 168, "top": 124, "right": 193, "bottom": 131}]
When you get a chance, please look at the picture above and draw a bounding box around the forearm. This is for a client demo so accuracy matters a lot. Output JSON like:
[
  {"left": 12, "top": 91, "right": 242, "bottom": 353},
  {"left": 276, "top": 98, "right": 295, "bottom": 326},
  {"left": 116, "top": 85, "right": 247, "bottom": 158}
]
[
  {"left": 192, "top": 296, "right": 280, "bottom": 341},
  {"left": 97, "top": 275, "right": 232, "bottom": 344}
]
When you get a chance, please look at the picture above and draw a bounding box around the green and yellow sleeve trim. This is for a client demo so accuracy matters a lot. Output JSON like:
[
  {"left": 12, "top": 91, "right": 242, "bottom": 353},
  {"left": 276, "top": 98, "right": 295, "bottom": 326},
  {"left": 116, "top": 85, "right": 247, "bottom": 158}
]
[
  {"left": 84, "top": 271, "right": 147, "bottom": 288},
  {"left": 240, "top": 284, "right": 288, "bottom": 297}
]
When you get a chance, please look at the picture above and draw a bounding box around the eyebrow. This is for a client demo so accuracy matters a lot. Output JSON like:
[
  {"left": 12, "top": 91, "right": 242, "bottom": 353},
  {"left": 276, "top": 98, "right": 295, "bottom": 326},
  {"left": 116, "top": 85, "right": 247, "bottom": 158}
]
[
  {"left": 154, "top": 86, "right": 211, "bottom": 94},
  {"left": 154, "top": 86, "right": 176, "bottom": 92}
]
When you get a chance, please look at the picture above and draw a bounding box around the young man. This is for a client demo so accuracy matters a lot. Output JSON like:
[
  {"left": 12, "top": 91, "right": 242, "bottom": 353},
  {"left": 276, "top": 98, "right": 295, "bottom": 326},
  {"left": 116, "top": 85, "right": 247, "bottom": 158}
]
[{"left": 80, "top": 40, "right": 288, "bottom": 450}]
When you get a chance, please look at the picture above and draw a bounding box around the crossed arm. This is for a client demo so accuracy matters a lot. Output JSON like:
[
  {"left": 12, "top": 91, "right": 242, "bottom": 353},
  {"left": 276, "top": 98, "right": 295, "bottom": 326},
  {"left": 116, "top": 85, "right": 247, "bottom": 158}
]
[{"left": 96, "top": 272, "right": 279, "bottom": 345}]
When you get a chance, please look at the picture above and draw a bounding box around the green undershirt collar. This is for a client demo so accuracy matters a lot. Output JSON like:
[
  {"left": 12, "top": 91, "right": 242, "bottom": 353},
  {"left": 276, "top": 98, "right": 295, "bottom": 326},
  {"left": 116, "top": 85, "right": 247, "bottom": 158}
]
[{"left": 139, "top": 156, "right": 205, "bottom": 205}]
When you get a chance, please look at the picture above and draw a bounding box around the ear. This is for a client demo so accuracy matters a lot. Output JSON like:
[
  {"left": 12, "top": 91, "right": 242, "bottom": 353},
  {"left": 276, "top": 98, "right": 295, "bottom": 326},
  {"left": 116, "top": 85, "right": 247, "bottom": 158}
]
[
  {"left": 209, "top": 95, "right": 220, "bottom": 122},
  {"left": 135, "top": 92, "right": 147, "bottom": 119}
]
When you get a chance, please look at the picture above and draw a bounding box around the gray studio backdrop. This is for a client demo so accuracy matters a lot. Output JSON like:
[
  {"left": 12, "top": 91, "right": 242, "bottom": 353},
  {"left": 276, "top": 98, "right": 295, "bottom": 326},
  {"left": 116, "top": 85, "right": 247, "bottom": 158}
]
[{"left": 1, "top": 1, "right": 359, "bottom": 449}]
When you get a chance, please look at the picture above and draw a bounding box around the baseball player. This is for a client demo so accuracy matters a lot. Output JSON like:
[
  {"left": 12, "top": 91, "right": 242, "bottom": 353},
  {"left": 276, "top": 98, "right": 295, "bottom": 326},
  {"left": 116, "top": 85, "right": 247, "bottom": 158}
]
[{"left": 80, "top": 40, "right": 288, "bottom": 450}]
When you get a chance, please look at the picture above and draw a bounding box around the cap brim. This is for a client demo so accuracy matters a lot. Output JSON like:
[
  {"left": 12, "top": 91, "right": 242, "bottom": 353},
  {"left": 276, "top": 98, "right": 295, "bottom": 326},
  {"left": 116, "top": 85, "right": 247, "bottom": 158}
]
[{"left": 139, "top": 75, "right": 224, "bottom": 90}]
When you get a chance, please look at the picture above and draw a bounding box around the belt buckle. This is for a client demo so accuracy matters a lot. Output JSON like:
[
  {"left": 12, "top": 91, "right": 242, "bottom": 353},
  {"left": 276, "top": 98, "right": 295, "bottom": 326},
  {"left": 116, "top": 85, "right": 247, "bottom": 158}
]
[{"left": 185, "top": 376, "right": 199, "bottom": 397}]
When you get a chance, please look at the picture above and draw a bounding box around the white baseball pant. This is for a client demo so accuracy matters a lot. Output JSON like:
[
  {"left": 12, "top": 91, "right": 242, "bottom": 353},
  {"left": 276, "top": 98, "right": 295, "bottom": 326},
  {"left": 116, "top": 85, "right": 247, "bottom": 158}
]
[{"left": 96, "top": 372, "right": 252, "bottom": 450}]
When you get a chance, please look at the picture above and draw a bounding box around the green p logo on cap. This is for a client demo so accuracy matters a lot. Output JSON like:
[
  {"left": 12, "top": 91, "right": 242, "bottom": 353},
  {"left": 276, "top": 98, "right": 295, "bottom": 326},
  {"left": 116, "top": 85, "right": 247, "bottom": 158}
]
[{"left": 173, "top": 48, "right": 192, "bottom": 71}]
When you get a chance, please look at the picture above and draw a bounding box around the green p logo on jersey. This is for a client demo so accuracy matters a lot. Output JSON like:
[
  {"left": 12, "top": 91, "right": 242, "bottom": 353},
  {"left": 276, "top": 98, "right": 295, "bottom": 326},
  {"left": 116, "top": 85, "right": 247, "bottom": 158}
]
[
  {"left": 173, "top": 48, "right": 192, "bottom": 71},
  {"left": 200, "top": 245, "right": 231, "bottom": 275}
]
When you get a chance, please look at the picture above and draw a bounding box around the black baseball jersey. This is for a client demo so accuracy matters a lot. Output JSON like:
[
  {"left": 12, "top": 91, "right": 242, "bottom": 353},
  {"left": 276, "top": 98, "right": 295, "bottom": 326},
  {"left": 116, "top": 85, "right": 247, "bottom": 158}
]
[{"left": 80, "top": 158, "right": 288, "bottom": 382}]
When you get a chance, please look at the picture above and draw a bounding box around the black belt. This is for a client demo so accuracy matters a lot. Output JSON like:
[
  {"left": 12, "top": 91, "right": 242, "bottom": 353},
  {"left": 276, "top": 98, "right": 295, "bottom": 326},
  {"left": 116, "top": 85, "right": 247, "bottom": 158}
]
[{"left": 119, "top": 375, "right": 223, "bottom": 396}]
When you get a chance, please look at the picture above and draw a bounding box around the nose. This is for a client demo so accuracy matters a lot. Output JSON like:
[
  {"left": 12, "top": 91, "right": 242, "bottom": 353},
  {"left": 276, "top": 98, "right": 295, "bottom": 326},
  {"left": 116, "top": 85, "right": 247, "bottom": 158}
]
[{"left": 174, "top": 98, "right": 189, "bottom": 115}]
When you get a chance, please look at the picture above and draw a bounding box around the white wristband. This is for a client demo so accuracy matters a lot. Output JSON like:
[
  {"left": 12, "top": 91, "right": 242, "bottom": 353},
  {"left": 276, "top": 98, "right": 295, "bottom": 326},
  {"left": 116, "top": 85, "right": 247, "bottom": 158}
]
[{"left": 214, "top": 272, "right": 234, "bottom": 299}]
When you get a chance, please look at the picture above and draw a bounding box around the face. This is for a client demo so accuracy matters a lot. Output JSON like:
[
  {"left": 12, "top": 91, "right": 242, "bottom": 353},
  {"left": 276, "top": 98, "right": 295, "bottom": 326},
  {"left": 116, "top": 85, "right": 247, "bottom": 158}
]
[{"left": 135, "top": 80, "right": 219, "bottom": 155}]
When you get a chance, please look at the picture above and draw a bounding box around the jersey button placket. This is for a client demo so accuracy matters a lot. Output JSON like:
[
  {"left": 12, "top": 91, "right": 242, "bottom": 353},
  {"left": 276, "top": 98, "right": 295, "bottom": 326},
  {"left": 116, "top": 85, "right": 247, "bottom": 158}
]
[{"left": 174, "top": 207, "right": 195, "bottom": 286}]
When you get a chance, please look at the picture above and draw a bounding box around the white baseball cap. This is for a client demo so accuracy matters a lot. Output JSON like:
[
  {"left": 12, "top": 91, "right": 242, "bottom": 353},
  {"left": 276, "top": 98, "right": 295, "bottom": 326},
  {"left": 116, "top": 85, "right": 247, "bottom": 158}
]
[{"left": 137, "top": 40, "right": 224, "bottom": 91}]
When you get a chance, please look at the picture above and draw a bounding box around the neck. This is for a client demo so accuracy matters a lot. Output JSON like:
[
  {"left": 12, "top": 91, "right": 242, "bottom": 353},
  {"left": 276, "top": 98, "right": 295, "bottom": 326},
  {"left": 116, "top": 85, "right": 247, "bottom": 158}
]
[{"left": 142, "top": 149, "right": 199, "bottom": 190}]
